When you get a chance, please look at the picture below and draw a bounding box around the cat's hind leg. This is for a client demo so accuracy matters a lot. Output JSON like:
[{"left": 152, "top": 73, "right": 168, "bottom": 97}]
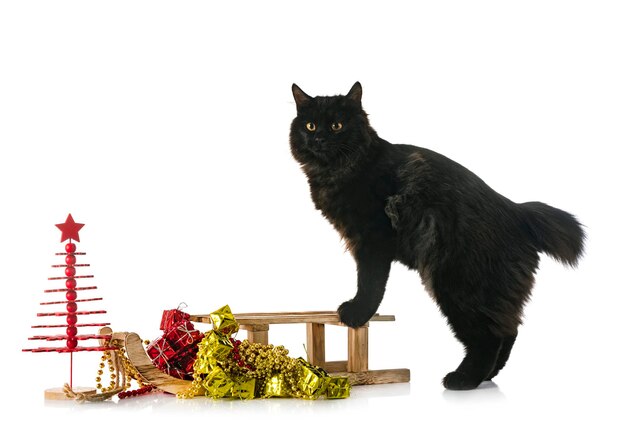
[
  {"left": 443, "top": 330, "right": 502, "bottom": 390},
  {"left": 486, "top": 333, "right": 517, "bottom": 381}
]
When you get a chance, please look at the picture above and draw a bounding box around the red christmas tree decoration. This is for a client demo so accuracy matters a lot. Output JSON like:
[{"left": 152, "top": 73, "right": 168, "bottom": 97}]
[{"left": 23, "top": 214, "right": 116, "bottom": 399}]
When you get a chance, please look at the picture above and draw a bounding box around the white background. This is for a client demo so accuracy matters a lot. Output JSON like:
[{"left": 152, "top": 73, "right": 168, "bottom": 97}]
[{"left": 1, "top": 1, "right": 624, "bottom": 441}]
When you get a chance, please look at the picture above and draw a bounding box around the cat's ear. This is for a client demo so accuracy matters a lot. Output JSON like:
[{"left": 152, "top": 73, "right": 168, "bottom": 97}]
[
  {"left": 292, "top": 84, "right": 312, "bottom": 109},
  {"left": 347, "top": 81, "right": 363, "bottom": 105}
]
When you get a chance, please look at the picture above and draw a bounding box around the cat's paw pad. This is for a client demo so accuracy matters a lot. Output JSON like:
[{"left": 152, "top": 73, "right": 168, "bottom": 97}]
[
  {"left": 442, "top": 371, "right": 482, "bottom": 391},
  {"left": 338, "top": 300, "right": 372, "bottom": 328}
]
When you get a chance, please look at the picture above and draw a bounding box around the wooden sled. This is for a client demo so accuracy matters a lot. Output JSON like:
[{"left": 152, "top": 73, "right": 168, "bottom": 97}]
[{"left": 104, "top": 311, "right": 410, "bottom": 395}]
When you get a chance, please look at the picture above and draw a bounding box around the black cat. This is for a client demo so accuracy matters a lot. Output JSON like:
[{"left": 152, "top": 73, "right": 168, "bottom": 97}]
[{"left": 289, "top": 82, "right": 585, "bottom": 390}]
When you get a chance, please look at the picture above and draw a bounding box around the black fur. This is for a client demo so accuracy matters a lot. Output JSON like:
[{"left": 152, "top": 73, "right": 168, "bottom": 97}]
[{"left": 289, "top": 82, "right": 586, "bottom": 390}]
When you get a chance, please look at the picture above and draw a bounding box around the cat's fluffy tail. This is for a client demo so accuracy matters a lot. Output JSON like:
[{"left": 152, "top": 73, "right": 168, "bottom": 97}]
[{"left": 521, "top": 201, "right": 586, "bottom": 267}]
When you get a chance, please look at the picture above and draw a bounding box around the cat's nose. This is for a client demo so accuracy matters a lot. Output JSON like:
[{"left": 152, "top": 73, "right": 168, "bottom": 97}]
[{"left": 314, "top": 135, "right": 326, "bottom": 145}]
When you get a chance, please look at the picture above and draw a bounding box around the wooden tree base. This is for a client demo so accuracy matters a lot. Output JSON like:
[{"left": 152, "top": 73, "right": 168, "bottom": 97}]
[{"left": 45, "top": 386, "right": 96, "bottom": 401}]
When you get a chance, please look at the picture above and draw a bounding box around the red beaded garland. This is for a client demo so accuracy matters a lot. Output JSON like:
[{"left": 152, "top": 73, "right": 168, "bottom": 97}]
[
  {"left": 66, "top": 290, "right": 77, "bottom": 301},
  {"left": 228, "top": 338, "right": 255, "bottom": 371},
  {"left": 66, "top": 337, "right": 78, "bottom": 349},
  {"left": 118, "top": 385, "right": 154, "bottom": 399},
  {"left": 66, "top": 314, "right": 77, "bottom": 325},
  {"left": 66, "top": 302, "right": 77, "bottom": 313},
  {"left": 65, "top": 266, "right": 76, "bottom": 277},
  {"left": 65, "top": 254, "right": 76, "bottom": 265},
  {"left": 66, "top": 326, "right": 77, "bottom": 337},
  {"left": 65, "top": 243, "right": 77, "bottom": 253},
  {"left": 65, "top": 278, "right": 77, "bottom": 289}
]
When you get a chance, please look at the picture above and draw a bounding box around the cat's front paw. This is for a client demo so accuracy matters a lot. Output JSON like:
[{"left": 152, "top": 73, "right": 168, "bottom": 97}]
[{"left": 338, "top": 300, "right": 373, "bottom": 328}]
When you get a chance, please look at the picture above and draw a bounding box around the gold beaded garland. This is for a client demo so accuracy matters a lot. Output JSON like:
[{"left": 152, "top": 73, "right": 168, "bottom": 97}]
[{"left": 92, "top": 340, "right": 154, "bottom": 398}]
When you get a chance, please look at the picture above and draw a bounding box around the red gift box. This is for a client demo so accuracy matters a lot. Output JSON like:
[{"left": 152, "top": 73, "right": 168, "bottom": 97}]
[
  {"left": 164, "top": 320, "right": 203, "bottom": 351},
  {"left": 149, "top": 307, "right": 203, "bottom": 379},
  {"left": 178, "top": 351, "right": 198, "bottom": 374},
  {"left": 160, "top": 309, "right": 191, "bottom": 331},
  {"left": 146, "top": 337, "right": 176, "bottom": 369}
]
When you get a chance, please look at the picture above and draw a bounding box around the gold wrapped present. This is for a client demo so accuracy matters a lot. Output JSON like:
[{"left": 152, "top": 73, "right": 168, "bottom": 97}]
[
  {"left": 263, "top": 374, "right": 288, "bottom": 398},
  {"left": 297, "top": 357, "right": 329, "bottom": 399},
  {"left": 202, "top": 366, "right": 235, "bottom": 399},
  {"left": 230, "top": 378, "right": 256, "bottom": 400},
  {"left": 201, "top": 330, "right": 234, "bottom": 361},
  {"left": 326, "top": 376, "right": 351, "bottom": 399},
  {"left": 192, "top": 330, "right": 233, "bottom": 375},
  {"left": 192, "top": 354, "right": 216, "bottom": 375},
  {"left": 209, "top": 305, "right": 239, "bottom": 335}
]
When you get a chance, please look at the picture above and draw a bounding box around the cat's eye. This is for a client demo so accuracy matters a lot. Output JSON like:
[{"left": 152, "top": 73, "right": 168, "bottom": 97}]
[
  {"left": 306, "top": 122, "right": 316, "bottom": 132},
  {"left": 331, "top": 122, "right": 343, "bottom": 131}
]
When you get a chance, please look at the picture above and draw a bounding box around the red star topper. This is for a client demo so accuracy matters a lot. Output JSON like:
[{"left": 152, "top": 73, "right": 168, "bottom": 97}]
[{"left": 55, "top": 213, "right": 85, "bottom": 243}]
